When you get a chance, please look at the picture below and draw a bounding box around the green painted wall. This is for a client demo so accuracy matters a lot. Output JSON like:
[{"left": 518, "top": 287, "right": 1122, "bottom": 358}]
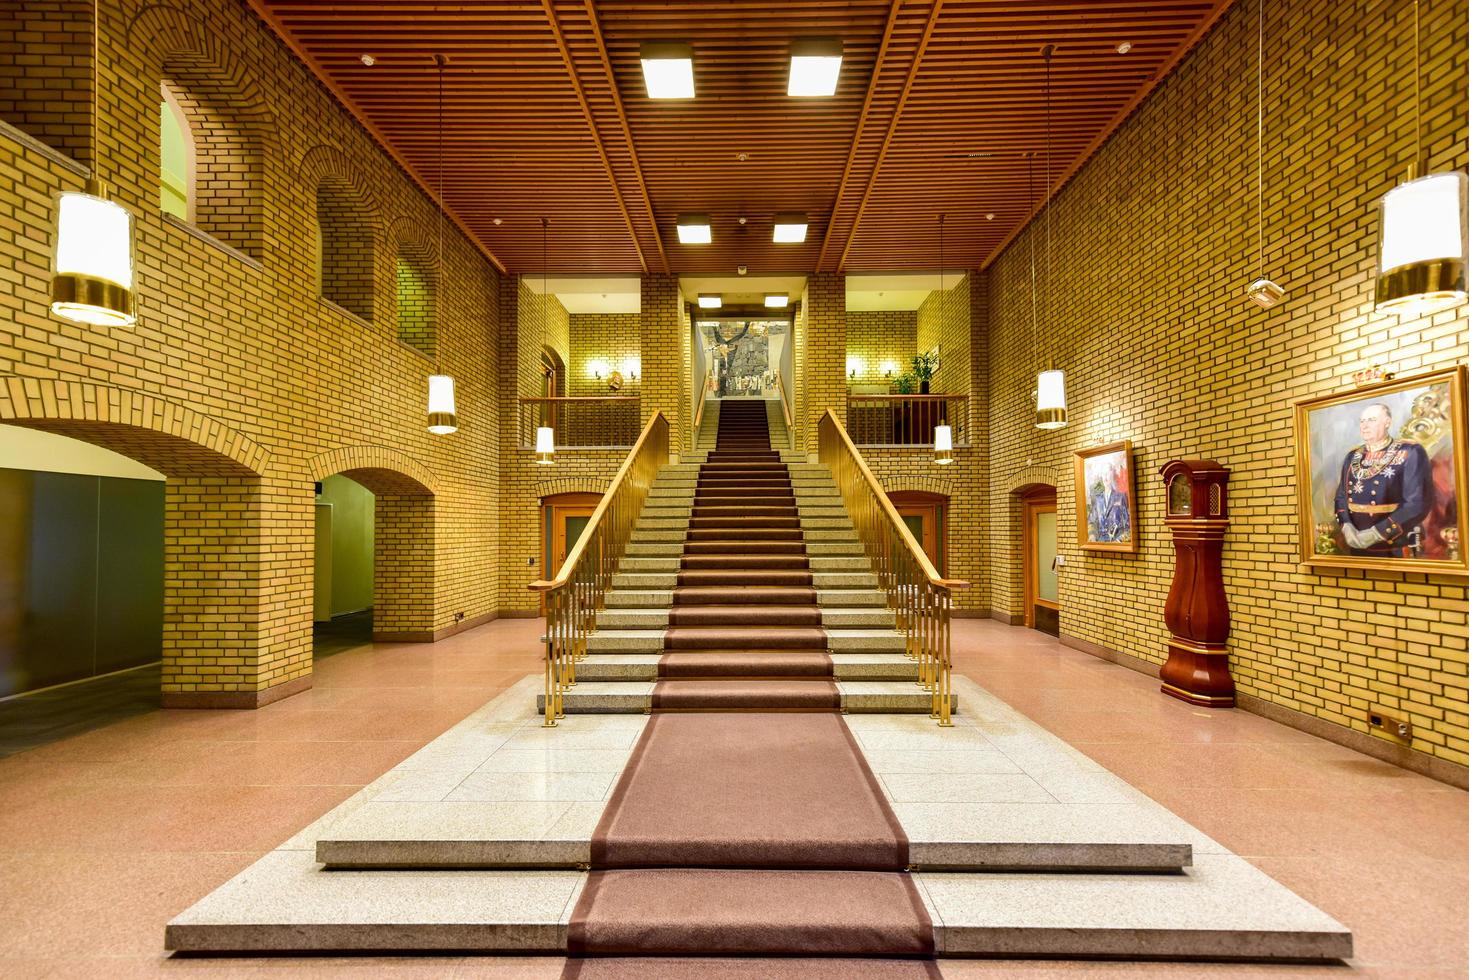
[{"left": 319, "top": 475, "right": 374, "bottom": 617}]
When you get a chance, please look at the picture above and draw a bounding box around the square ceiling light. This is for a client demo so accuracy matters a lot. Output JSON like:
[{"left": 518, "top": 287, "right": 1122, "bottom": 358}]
[
  {"left": 788, "top": 39, "right": 842, "bottom": 97},
  {"left": 677, "top": 213, "right": 712, "bottom": 244},
  {"left": 773, "top": 212, "right": 808, "bottom": 243},
  {"left": 641, "top": 41, "right": 694, "bottom": 99},
  {"left": 764, "top": 293, "right": 789, "bottom": 308},
  {"left": 697, "top": 294, "right": 722, "bottom": 309}
]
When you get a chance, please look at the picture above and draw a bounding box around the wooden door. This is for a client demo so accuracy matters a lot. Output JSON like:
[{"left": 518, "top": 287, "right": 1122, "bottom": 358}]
[
  {"left": 1022, "top": 491, "right": 1059, "bottom": 635},
  {"left": 541, "top": 492, "right": 601, "bottom": 613},
  {"left": 889, "top": 491, "right": 946, "bottom": 576}
]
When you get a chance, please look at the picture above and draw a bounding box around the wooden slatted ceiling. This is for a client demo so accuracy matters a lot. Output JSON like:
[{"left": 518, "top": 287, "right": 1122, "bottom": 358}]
[{"left": 252, "top": 0, "right": 1232, "bottom": 276}]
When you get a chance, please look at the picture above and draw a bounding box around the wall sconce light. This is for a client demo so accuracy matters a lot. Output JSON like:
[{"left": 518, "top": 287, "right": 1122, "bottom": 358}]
[
  {"left": 934, "top": 424, "right": 954, "bottom": 465},
  {"left": 587, "top": 358, "right": 610, "bottom": 380},
  {"left": 879, "top": 359, "right": 899, "bottom": 378},
  {"left": 846, "top": 355, "right": 864, "bottom": 379},
  {"left": 535, "top": 426, "right": 555, "bottom": 464},
  {"left": 622, "top": 356, "right": 641, "bottom": 381}
]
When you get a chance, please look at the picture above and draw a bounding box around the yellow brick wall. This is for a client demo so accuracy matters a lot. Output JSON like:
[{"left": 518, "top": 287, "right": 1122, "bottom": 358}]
[
  {"left": 638, "top": 275, "right": 688, "bottom": 451},
  {"left": 796, "top": 273, "right": 847, "bottom": 453},
  {"left": 916, "top": 275, "right": 970, "bottom": 400},
  {"left": 568, "top": 314, "right": 640, "bottom": 398},
  {"left": 846, "top": 311, "right": 916, "bottom": 387},
  {"left": 0, "top": 0, "right": 93, "bottom": 165},
  {"left": 0, "top": 0, "right": 502, "bottom": 705},
  {"left": 984, "top": 0, "right": 1469, "bottom": 767}
]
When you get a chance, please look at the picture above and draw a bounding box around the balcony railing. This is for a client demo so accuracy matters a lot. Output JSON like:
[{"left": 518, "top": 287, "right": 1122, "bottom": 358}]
[
  {"left": 845, "top": 394, "right": 968, "bottom": 448},
  {"left": 819, "top": 409, "right": 969, "bottom": 726},
  {"left": 519, "top": 396, "right": 641, "bottom": 449},
  {"left": 529, "top": 411, "right": 670, "bottom": 726}
]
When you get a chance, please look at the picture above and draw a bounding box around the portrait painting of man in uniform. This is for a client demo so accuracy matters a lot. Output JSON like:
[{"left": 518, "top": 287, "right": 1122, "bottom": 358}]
[
  {"left": 1294, "top": 366, "right": 1469, "bottom": 575},
  {"left": 1074, "top": 440, "right": 1138, "bottom": 553}
]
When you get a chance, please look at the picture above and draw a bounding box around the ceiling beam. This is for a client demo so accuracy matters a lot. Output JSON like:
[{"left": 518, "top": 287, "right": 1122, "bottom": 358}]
[
  {"left": 834, "top": 0, "right": 946, "bottom": 273},
  {"left": 978, "top": 0, "right": 1239, "bottom": 270},
  {"left": 814, "top": 0, "right": 904, "bottom": 274},
  {"left": 583, "top": 0, "right": 668, "bottom": 274},
  {"left": 242, "top": 0, "right": 508, "bottom": 275},
  {"left": 540, "top": 0, "right": 649, "bottom": 274}
]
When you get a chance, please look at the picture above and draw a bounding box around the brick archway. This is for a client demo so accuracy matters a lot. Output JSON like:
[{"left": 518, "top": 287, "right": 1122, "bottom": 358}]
[
  {"left": 0, "top": 379, "right": 305, "bottom": 707},
  {"left": 307, "top": 446, "right": 437, "bottom": 641}
]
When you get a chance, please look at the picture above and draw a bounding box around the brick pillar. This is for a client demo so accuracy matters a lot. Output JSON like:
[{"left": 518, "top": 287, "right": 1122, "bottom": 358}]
[
  {"left": 799, "top": 273, "right": 846, "bottom": 454},
  {"left": 640, "top": 274, "right": 687, "bottom": 451},
  {"left": 372, "top": 492, "right": 437, "bottom": 639}
]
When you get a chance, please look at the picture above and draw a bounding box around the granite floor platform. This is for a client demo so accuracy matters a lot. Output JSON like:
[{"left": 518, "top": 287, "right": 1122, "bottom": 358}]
[{"left": 167, "top": 672, "right": 1352, "bottom": 961}]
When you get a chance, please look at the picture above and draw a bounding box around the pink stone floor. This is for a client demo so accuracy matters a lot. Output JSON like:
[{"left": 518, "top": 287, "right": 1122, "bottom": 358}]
[{"left": 0, "top": 617, "right": 1465, "bottom": 978}]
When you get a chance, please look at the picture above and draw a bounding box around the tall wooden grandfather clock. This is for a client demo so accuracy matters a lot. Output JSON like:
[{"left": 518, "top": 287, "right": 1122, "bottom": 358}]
[{"left": 1159, "top": 459, "right": 1235, "bottom": 707}]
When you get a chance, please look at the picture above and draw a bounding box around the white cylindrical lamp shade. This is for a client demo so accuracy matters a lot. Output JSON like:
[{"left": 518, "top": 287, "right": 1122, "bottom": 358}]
[
  {"left": 535, "top": 426, "right": 555, "bottom": 464},
  {"left": 933, "top": 424, "right": 954, "bottom": 465},
  {"left": 427, "top": 375, "right": 457, "bottom": 434},
  {"left": 50, "top": 183, "right": 136, "bottom": 326},
  {"left": 1036, "top": 369, "right": 1067, "bottom": 430},
  {"left": 1376, "top": 171, "right": 1467, "bottom": 316}
]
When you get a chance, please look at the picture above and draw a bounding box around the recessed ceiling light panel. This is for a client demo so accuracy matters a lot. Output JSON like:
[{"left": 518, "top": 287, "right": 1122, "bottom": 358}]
[
  {"left": 773, "top": 212, "right": 809, "bottom": 243},
  {"left": 764, "top": 293, "right": 789, "bottom": 308},
  {"left": 788, "top": 38, "right": 842, "bottom": 97},
  {"left": 697, "top": 293, "right": 722, "bottom": 309},
  {"left": 641, "top": 41, "right": 694, "bottom": 99},
  {"left": 676, "top": 213, "right": 711, "bottom": 244}
]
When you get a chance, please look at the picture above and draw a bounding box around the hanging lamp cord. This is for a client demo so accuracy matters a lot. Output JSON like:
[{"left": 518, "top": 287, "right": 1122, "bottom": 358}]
[
  {"left": 1413, "top": 0, "right": 1422, "bottom": 172},
  {"left": 1028, "top": 153, "right": 1038, "bottom": 373},
  {"left": 1043, "top": 45, "right": 1053, "bottom": 367},
  {"left": 1255, "top": 0, "right": 1264, "bottom": 278},
  {"left": 436, "top": 54, "right": 446, "bottom": 296},
  {"left": 90, "top": 0, "right": 99, "bottom": 184}
]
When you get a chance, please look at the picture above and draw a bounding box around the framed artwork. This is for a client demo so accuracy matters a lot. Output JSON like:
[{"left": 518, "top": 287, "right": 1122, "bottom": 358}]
[
  {"left": 1293, "top": 365, "right": 1469, "bottom": 575},
  {"left": 1074, "top": 440, "right": 1138, "bottom": 553}
]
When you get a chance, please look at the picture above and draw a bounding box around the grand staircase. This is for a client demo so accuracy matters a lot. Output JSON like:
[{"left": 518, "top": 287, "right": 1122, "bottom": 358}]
[
  {"left": 561, "top": 398, "right": 940, "bottom": 714},
  {"left": 164, "top": 398, "right": 1352, "bottom": 969}
]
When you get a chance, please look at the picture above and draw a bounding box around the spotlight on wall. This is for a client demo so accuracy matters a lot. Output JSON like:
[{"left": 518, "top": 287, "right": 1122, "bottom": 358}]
[
  {"left": 427, "top": 374, "right": 458, "bottom": 434},
  {"left": 697, "top": 293, "right": 722, "bottom": 309},
  {"left": 535, "top": 426, "right": 555, "bottom": 464},
  {"left": 764, "top": 293, "right": 789, "bottom": 308},
  {"left": 1246, "top": 277, "right": 1286, "bottom": 309},
  {"left": 640, "top": 41, "right": 694, "bottom": 99},
  {"left": 677, "top": 213, "right": 712, "bottom": 244},
  {"left": 772, "top": 212, "right": 809, "bottom": 243},
  {"left": 787, "top": 38, "right": 843, "bottom": 97},
  {"left": 934, "top": 424, "right": 954, "bottom": 465}
]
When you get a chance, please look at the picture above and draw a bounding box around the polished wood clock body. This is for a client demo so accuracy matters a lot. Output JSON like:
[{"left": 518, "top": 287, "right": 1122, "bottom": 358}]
[{"left": 1159, "top": 459, "right": 1235, "bottom": 707}]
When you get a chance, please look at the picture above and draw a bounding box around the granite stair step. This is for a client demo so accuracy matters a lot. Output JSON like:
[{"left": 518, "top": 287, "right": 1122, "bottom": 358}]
[{"left": 537, "top": 681, "right": 953, "bottom": 715}]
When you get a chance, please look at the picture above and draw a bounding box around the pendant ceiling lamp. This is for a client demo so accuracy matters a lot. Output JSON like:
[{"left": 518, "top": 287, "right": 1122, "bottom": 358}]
[
  {"left": 1246, "top": 0, "right": 1285, "bottom": 309},
  {"left": 536, "top": 215, "right": 555, "bottom": 464},
  {"left": 1035, "top": 44, "right": 1067, "bottom": 431},
  {"left": 934, "top": 213, "right": 953, "bottom": 464},
  {"left": 1375, "top": 0, "right": 1466, "bottom": 317},
  {"left": 50, "top": 0, "right": 136, "bottom": 327},
  {"left": 427, "top": 54, "right": 457, "bottom": 435}
]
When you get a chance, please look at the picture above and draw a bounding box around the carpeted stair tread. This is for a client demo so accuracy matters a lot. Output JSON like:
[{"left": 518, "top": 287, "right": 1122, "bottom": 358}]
[
  {"left": 683, "top": 540, "right": 807, "bottom": 555},
  {"left": 668, "top": 605, "right": 822, "bottom": 626},
  {"left": 681, "top": 554, "right": 811, "bottom": 569},
  {"left": 665, "top": 626, "right": 827, "bottom": 649},
  {"left": 659, "top": 651, "right": 833, "bottom": 677},
  {"left": 569, "top": 869, "right": 933, "bottom": 957},
  {"left": 589, "top": 712, "right": 910, "bottom": 869},
  {"left": 673, "top": 586, "right": 818, "bottom": 604},
  {"left": 677, "top": 569, "right": 814, "bottom": 586},
  {"left": 652, "top": 678, "right": 840, "bottom": 710},
  {"left": 563, "top": 956, "right": 941, "bottom": 979}
]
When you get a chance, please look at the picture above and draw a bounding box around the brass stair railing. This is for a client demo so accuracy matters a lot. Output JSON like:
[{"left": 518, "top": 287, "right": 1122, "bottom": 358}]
[
  {"left": 818, "top": 409, "right": 968, "bottom": 726},
  {"left": 529, "top": 411, "right": 670, "bottom": 726}
]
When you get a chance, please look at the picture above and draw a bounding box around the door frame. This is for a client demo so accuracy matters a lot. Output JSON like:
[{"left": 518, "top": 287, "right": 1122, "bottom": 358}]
[
  {"left": 1020, "top": 487, "right": 1058, "bottom": 629},
  {"left": 540, "top": 492, "right": 601, "bottom": 613},
  {"left": 888, "top": 490, "right": 946, "bottom": 577}
]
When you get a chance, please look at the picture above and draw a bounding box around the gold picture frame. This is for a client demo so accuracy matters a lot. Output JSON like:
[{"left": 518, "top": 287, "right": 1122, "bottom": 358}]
[
  {"left": 1074, "top": 440, "right": 1138, "bottom": 553},
  {"left": 1292, "top": 365, "right": 1469, "bottom": 576}
]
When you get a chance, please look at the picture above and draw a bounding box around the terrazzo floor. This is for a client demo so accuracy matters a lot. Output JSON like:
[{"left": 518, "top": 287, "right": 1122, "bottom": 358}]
[{"left": 0, "top": 617, "right": 1464, "bottom": 977}]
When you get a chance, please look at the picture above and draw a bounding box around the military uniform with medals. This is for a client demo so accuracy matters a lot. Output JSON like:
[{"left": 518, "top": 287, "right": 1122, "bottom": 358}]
[{"left": 1333, "top": 439, "right": 1432, "bottom": 556}]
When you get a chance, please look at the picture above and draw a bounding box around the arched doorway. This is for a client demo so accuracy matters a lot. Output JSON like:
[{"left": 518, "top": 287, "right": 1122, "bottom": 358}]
[
  {"left": 1017, "top": 483, "right": 1059, "bottom": 635},
  {"left": 306, "top": 448, "right": 437, "bottom": 644},
  {"left": 0, "top": 380, "right": 295, "bottom": 708}
]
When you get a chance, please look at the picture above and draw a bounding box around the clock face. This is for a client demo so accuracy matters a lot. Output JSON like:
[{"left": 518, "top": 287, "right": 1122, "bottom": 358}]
[{"left": 1168, "top": 474, "right": 1192, "bottom": 516}]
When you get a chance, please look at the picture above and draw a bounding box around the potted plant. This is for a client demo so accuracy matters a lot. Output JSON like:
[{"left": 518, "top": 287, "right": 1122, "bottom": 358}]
[
  {"left": 892, "top": 373, "right": 916, "bottom": 443},
  {"left": 910, "top": 352, "right": 939, "bottom": 395}
]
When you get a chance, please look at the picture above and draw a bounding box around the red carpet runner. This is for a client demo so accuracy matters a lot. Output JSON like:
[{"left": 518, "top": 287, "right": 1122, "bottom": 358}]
[{"left": 563, "top": 400, "right": 938, "bottom": 978}]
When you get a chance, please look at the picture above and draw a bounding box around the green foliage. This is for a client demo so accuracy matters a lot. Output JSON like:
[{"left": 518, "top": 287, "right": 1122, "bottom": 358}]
[
  {"left": 910, "top": 351, "right": 939, "bottom": 382},
  {"left": 892, "top": 373, "right": 916, "bottom": 394}
]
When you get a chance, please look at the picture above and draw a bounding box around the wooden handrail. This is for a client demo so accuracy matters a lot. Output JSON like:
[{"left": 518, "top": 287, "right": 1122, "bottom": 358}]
[
  {"left": 519, "top": 396, "right": 640, "bottom": 403},
  {"left": 819, "top": 408, "right": 969, "bottom": 592},
  {"left": 530, "top": 410, "right": 667, "bottom": 593},
  {"left": 775, "top": 372, "right": 795, "bottom": 433},
  {"left": 846, "top": 394, "right": 969, "bottom": 402},
  {"left": 692, "top": 357, "right": 709, "bottom": 436}
]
